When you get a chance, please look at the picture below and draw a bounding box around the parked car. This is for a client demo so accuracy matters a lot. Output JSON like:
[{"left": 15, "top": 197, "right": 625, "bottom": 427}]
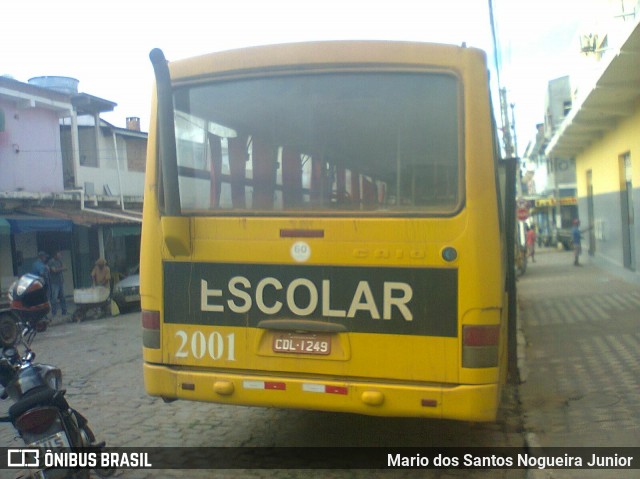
[{"left": 112, "top": 265, "right": 140, "bottom": 312}]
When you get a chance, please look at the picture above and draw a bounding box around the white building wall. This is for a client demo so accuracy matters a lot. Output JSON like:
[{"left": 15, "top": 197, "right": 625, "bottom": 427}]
[{"left": 75, "top": 127, "right": 145, "bottom": 197}]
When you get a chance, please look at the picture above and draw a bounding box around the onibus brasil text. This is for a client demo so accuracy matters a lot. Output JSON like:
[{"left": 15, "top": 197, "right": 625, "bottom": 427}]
[{"left": 21, "top": 450, "right": 152, "bottom": 469}]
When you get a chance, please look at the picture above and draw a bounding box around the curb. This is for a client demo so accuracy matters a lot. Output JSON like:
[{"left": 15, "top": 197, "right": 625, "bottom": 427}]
[
  {"left": 518, "top": 294, "right": 548, "bottom": 479},
  {"left": 525, "top": 432, "right": 552, "bottom": 479}
]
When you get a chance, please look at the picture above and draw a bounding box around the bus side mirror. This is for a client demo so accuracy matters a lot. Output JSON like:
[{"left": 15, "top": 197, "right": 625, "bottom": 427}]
[{"left": 161, "top": 217, "right": 192, "bottom": 257}]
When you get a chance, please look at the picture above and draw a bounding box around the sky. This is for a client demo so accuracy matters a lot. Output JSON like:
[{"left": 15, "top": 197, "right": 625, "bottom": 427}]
[{"left": 0, "top": 0, "right": 612, "bottom": 154}]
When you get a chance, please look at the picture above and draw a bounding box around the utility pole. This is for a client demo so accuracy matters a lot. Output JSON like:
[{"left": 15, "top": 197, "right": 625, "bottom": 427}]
[
  {"left": 501, "top": 87, "right": 523, "bottom": 198},
  {"left": 510, "top": 102, "right": 519, "bottom": 159},
  {"left": 499, "top": 87, "right": 514, "bottom": 159},
  {"left": 489, "top": 0, "right": 520, "bottom": 385},
  {"left": 500, "top": 87, "right": 522, "bottom": 386}
]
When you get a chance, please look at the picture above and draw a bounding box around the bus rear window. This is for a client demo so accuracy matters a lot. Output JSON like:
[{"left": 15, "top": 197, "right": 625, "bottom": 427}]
[{"left": 172, "top": 72, "right": 461, "bottom": 215}]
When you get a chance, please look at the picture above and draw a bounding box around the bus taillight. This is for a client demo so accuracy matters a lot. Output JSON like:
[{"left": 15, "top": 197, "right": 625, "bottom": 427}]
[
  {"left": 463, "top": 325, "right": 499, "bottom": 346},
  {"left": 142, "top": 310, "right": 160, "bottom": 329},
  {"left": 462, "top": 325, "right": 499, "bottom": 368},
  {"left": 142, "top": 310, "right": 161, "bottom": 349}
]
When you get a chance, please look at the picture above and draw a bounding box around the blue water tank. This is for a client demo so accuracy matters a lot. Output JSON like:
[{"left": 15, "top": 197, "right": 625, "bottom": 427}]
[{"left": 28, "top": 76, "right": 79, "bottom": 95}]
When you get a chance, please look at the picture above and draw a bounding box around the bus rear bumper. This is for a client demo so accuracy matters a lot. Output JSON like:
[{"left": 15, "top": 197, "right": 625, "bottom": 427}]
[{"left": 143, "top": 363, "right": 500, "bottom": 422}]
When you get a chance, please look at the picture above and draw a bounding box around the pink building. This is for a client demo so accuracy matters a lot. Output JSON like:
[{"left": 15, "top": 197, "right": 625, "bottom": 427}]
[
  {"left": 0, "top": 76, "right": 71, "bottom": 193},
  {"left": 0, "top": 76, "right": 144, "bottom": 302}
]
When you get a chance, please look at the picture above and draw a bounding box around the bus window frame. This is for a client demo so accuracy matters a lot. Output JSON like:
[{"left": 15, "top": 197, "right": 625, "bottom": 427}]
[{"left": 162, "top": 66, "right": 467, "bottom": 219}]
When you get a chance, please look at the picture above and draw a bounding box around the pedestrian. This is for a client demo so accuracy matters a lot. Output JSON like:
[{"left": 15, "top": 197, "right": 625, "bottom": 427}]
[
  {"left": 31, "top": 251, "right": 50, "bottom": 296},
  {"left": 47, "top": 251, "right": 68, "bottom": 317},
  {"left": 31, "top": 251, "right": 49, "bottom": 278},
  {"left": 526, "top": 225, "right": 537, "bottom": 263},
  {"left": 571, "top": 219, "right": 592, "bottom": 266},
  {"left": 91, "top": 258, "right": 111, "bottom": 290}
]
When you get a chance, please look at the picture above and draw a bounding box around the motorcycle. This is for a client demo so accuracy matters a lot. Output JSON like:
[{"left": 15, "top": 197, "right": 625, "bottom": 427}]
[
  {"left": 0, "top": 275, "right": 114, "bottom": 478},
  {"left": 0, "top": 344, "right": 114, "bottom": 478},
  {"left": 0, "top": 273, "right": 51, "bottom": 348}
]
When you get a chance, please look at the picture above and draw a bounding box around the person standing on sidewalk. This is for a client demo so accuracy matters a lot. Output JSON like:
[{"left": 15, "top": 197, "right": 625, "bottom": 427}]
[
  {"left": 91, "top": 258, "right": 111, "bottom": 289},
  {"left": 31, "top": 251, "right": 49, "bottom": 278},
  {"left": 571, "top": 219, "right": 592, "bottom": 266},
  {"left": 526, "top": 225, "right": 537, "bottom": 263},
  {"left": 572, "top": 219, "right": 583, "bottom": 266},
  {"left": 31, "top": 251, "right": 50, "bottom": 298},
  {"left": 47, "top": 251, "right": 68, "bottom": 317}
]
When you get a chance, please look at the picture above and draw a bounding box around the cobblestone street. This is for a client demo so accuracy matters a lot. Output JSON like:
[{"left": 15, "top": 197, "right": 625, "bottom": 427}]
[{"left": 0, "top": 307, "right": 523, "bottom": 478}]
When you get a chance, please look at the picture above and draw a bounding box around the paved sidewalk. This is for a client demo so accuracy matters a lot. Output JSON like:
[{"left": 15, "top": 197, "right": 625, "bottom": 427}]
[{"left": 517, "top": 248, "right": 640, "bottom": 477}]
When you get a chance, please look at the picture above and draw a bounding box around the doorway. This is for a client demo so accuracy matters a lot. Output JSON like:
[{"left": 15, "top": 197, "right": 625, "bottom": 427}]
[
  {"left": 619, "top": 153, "right": 635, "bottom": 271},
  {"left": 586, "top": 169, "right": 595, "bottom": 256}
]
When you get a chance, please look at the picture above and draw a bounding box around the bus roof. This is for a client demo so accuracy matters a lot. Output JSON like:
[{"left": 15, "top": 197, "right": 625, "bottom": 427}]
[{"left": 166, "top": 40, "right": 487, "bottom": 82}]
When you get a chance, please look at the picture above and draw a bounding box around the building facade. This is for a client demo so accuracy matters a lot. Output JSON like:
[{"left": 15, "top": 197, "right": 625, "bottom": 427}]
[
  {"left": 546, "top": 15, "right": 640, "bottom": 279},
  {"left": 522, "top": 77, "right": 578, "bottom": 248},
  {"left": 0, "top": 76, "right": 145, "bottom": 304}
]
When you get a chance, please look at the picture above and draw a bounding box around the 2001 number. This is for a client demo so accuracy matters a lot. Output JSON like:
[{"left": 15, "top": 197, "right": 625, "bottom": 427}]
[{"left": 175, "top": 330, "right": 236, "bottom": 361}]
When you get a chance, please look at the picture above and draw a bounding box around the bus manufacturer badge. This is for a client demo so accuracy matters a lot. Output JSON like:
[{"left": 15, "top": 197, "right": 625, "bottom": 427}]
[{"left": 291, "top": 241, "right": 311, "bottom": 263}]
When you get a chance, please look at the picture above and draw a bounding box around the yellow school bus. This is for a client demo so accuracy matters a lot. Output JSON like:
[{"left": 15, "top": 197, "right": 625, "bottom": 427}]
[{"left": 141, "top": 41, "right": 509, "bottom": 421}]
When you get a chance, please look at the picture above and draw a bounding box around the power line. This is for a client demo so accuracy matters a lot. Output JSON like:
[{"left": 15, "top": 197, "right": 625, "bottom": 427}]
[
  {"left": 488, "top": 0, "right": 503, "bottom": 91},
  {"left": 488, "top": 0, "right": 518, "bottom": 159}
]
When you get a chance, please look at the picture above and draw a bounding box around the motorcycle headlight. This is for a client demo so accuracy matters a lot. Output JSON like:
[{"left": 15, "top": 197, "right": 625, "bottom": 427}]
[
  {"left": 43, "top": 370, "right": 62, "bottom": 390},
  {"left": 38, "top": 365, "right": 62, "bottom": 390}
]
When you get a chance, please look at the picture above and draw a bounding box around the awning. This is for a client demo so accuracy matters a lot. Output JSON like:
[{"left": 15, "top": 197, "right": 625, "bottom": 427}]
[
  {"left": 110, "top": 225, "right": 142, "bottom": 237},
  {"left": 4, "top": 217, "right": 73, "bottom": 234},
  {"left": 534, "top": 197, "right": 577, "bottom": 208},
  {"left": 535, "top": 198, "right": 555, "bottom": 207},
  {"left": 546, "top": 19, "right": 640, "bottom": 158},
  {"left": 13, "top": 206, "right": 142, "bottom": 227},
  {"left": 558, "top": 197, "right": 577, "bottom": 206}
]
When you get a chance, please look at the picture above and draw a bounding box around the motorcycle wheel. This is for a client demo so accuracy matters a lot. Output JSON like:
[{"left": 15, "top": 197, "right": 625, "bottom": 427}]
[
  {"left": 0, "top": 312, "right": 19, "bottom": 347},
  {"left": 79, "top": 425, "right": 116, "bottom": 478}
]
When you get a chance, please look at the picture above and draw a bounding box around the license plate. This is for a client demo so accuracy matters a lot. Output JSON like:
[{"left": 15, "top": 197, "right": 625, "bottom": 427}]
[
  {"left": 273, "top": 333, "right": 331, "bottom": 355},
  {"left": 29, "top": 430, "right": 71, "bottom": 449},
  {"left": 125, "top": 294, "right": 140, "bottom": 302}
]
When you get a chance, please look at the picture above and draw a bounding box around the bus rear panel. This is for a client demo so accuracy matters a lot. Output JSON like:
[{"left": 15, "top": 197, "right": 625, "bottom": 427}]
[{"left": 142, "top": 41, "right": 507, "bottom": 421}]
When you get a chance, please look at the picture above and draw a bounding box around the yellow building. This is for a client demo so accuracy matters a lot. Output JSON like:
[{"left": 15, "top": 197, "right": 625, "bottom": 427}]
[{"left": 546, "top": 18, "right": 640, "bottom": 278}]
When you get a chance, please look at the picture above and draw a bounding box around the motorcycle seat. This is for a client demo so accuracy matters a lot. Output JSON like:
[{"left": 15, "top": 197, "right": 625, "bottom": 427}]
[{"left": 8, "top": 386, "right": 57, "bottom": 420}]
